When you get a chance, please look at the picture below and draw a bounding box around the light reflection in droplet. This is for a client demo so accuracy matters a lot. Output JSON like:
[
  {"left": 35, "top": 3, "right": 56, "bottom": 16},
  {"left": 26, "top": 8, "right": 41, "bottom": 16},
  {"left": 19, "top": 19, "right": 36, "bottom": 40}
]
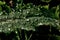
[{"left": 8, "top": 28, "right": 10, "bottom": 31}]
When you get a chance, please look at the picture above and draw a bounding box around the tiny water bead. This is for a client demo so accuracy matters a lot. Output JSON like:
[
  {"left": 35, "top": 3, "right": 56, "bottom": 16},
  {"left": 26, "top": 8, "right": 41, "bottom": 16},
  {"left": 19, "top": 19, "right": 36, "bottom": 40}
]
[
  {"left": 37, "top": 23, "right": 43, "bottom": 26},
  {"left": 26, "top": 19, "right": 30, "bottom": 21},
  {"left": 8, "top": 28, "right": 11, "bottom": 31},
  {"left": 15, "top": 31, "right": 18, "bottom": 34}
]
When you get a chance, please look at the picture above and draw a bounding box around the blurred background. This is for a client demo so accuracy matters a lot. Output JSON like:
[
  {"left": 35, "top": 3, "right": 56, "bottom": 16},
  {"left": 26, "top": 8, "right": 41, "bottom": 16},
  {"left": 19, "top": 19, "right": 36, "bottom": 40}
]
[{"left": 0, "top": 0, "right": 60, "bottom": 40}]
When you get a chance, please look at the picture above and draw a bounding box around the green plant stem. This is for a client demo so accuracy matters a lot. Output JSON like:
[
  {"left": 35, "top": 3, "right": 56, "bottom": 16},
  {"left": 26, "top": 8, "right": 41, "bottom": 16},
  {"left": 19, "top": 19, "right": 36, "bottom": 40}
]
[
  {"left": 28, "top": 33, "right": 32, "bottom": 40},
  {"left": 24, "top": 30, "right": 32, "bottom": 40},
  {"left": 55, "top": 5, "right": 59, "bottom": 19},
  {"left": 19, "top": 29, "right": 22, "bottom": 40},
  {"left": 48, "top": 25, "right": 52, "bottom": 40},
  {"left": 15, "top": 29, "right": 20, "bottom": 40},
  {"left": 24, "top": 31, "right": 28, "bottom": 40}
]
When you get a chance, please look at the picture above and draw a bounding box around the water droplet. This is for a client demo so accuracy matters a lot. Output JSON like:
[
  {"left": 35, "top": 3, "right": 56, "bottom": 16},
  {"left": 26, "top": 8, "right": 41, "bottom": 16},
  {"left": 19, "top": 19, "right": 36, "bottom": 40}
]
[
  {"left": 59, "top": 30, "right": 60, "bottom": 32},
  {"left": 8, "top": 28, "right": 10, "bottom": 31},
  {"left": 15, "top": 31, "right": 18, "bottom": 34},
  {"left": 27, "top": 11, "right": 29, "bottom": 13},
  {"left": 19, "top": 10, "right": 21, "bottom": 12},
  {"left": 26, "top": 19, "right": 29, "bottom": 21},
  {"left": 37, "top": 23, "right": 43, "bottom": 26}
]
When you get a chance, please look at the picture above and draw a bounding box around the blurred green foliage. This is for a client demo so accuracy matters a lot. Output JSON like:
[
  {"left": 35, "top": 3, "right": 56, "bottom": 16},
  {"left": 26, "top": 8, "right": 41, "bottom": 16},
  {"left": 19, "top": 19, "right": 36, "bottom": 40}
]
[{"left": 0, "top": 0, "right": 60, "bottom": 40}]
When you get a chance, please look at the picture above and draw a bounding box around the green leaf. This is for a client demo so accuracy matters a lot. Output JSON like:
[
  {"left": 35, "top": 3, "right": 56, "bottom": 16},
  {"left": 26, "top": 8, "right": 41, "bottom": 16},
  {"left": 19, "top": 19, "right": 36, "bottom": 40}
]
[{"left": 0, "top": 1, "right": 5, "bottom": 5}]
